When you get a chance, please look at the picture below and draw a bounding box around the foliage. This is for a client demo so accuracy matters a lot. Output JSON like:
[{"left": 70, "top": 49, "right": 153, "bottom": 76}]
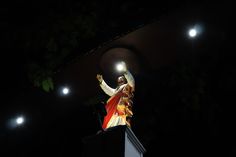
[{"left": 24, "top": 3, "right": 98, "bottom": 92}]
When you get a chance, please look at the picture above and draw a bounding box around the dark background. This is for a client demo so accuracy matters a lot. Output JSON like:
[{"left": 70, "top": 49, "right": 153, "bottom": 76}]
[{"left": 1, "top": 0, "right": 235, "bottom": 156}]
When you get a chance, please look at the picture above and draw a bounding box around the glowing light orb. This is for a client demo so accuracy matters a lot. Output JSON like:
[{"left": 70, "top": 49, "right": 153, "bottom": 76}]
[
  {"left": 16, "top": 116, "right": 24, "bottom": 125},
  {"left": 188, "top": 28, "right": 197, "bottom": 37},
  {"left": 116, "top": 63, "right": 124, "bottom": 71},
  {"left": 116, "top": 61, "right": 127, "bottom": 72},
  {"left": 62, "top": 87, "right": 70, "bottom": 95}
]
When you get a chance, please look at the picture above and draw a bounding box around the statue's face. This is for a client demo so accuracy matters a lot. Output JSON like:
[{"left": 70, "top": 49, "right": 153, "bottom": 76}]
[{"left": 117, "top": 76, "right": 126, "bottom": 86}]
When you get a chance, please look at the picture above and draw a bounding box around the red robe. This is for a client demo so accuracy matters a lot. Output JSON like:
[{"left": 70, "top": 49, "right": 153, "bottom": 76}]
[{"left": 102, "top": 91, "right": 123, "bottom": 129}]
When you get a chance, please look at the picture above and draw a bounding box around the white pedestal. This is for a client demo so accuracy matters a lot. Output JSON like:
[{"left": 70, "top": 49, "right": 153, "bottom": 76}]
[{"left": 82, "top": 125, "right": 146, "bottom": 157}]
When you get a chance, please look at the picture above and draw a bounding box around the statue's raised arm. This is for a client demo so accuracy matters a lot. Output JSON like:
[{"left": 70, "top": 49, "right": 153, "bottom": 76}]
[
  {"left": 97, "top": 74, "right": 115, "bottom": 96},
  {"left": 124, "top": 70, "right": 135, "bottom": 90}
]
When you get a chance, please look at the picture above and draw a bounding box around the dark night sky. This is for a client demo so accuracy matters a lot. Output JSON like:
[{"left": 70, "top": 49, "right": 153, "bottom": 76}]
[{"left": 1, "top": 1, "right": 235, "bottom": 157}]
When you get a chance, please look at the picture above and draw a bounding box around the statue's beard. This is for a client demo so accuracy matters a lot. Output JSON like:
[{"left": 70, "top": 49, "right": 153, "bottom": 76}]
[{"left": 118, "top": 81, "right": 125, "bottom": 86}]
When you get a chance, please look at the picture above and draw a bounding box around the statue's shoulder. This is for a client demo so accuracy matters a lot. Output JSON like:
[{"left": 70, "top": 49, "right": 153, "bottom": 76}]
[{"left": 123, "top": 84, "right": 134, "bottom": 92}]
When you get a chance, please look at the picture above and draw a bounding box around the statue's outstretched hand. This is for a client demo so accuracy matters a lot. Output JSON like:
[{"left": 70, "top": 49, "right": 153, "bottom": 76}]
[
  {"left": 96, "top": 74, "right": 103, "bottom": 83},
  {"left": 120, "top": 61, "right": 127, "bottom": 72}
]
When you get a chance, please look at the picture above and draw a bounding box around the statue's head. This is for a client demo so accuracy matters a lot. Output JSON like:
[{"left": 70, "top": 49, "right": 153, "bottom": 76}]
[{"left": 117, "top": 76, "right": 127, "bottom": 86}]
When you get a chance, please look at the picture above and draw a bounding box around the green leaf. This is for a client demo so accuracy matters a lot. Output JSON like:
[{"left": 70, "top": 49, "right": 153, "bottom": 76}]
[
  {"left": 48, "top": 77, "right": 54, "bottom": 90},
  {"left": 42, "top": 77, "right": 54, "bottom": 92},
  {"left": 42, "top": 80, "right": 49, "bottom": 92}
]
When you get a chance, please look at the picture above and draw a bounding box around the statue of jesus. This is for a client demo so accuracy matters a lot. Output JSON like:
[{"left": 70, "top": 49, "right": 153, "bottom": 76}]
[{"left": 96, "top": 62, "right": 135, "bottom": 129}]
